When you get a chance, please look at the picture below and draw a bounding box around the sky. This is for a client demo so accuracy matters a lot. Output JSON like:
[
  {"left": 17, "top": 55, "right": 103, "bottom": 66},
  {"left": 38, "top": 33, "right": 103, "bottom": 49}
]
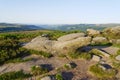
[{"left": 0, "top": 0, "right": 120, "bottom": 24}]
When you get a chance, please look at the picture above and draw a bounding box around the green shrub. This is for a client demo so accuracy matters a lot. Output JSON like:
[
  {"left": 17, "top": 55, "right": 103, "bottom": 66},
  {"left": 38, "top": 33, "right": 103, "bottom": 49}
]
[
  {"left": 79, "top": 52, "right": 92, "bottom": 60},
  {"left": 112, "top": 62, "right": 120, "bottom": 69},
  {"left": 117, "top": 49, "right": 120, "bottom": 55},
  {"left": 68, "top": 52, "right": 92, "bottom": 60},
  {"left": 0, "top": 70, "right": 31, "bottom": 80},
  {"left": 55, "top": 73, "right": 63, "bottom": 80},
  {"left": 28, "top": 49, "right": 53, "bottom": 58},
  {"left": 5, "top": 58, "right": 32, "bottom": 63},
  {"left": 112, "top": 44, "right": 120, "bottom": 48},
  {"left": 89, "top": 64, "right": 117, "bottom": 79},
  {"left": 110, "top": 49, "right": 120, "bottom": 60},
  {"left": 58, "top": 54, "right": 66, "bottom": 58},
  {"left": 31, "top": 65, "right": 48, "bottom": 76}
]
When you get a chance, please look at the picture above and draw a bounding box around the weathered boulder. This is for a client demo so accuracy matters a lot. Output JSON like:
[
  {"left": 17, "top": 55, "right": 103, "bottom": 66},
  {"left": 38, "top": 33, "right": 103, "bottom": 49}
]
[
  {"left": 98, "top": 50, "right": 110, "bottom": 57},
  {"left": 87, "top": 29, "right": 100, "bottom": 36},
  {"left": 91, "top": 37, "right": 109, "bottom": 45},
  {"left": 90, "top": 49, "right": 110, "bottom": 57},
  {"left": 24, "top": 33, "right": 91, "bottom": 54},
  {"left": 24, "top": 36, "right": 56, "bottom": 53},
  {"left": 53, "top": 37, "right": 91, "bottom": 53},
  {"left": 57, "top": 33, "right": 86, "bottom": 41},
  {"left": 115, "top": 55, "right": 120, "bottom": 61},
  {"left": 96, "top": 49, "right": 110, "bottom": 57},
  {"left": 111, "top": 39, "right": 120, "bottom": 44},
  {"left": 103, "top": 26, "right": 120, "bottom": 39},
  {"left": 92, "top": 55, "right": 101, "bottom": 62}
]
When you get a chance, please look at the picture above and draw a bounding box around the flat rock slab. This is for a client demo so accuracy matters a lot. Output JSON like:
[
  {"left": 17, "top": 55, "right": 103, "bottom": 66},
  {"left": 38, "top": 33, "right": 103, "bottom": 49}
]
[
  {"left": 57, "top": 33, "right": 86, "bottom": 41},
  {"left": 24, "top": 33, "right": 91, "bottom": 53}
]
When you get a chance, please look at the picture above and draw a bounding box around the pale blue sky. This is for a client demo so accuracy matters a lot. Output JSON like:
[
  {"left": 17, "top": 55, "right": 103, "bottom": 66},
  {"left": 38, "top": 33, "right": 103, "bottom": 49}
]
[{"left": 0, "top": 0, "right": 120, "bottom": 24}]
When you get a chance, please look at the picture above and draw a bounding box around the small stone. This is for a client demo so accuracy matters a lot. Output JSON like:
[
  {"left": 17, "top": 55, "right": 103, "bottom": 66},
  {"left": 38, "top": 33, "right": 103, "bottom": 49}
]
[
  {"left": 92, "top": 55, "right": 101, "bottom": 62},
  {"left": 115, "top": 55, "right": 120, "bottom": 61}
]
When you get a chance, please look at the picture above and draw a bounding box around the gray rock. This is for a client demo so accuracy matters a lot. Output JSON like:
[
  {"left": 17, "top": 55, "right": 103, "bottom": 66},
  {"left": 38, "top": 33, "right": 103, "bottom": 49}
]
[
  {"left": 87, "top": 29, "right": 100, "bottom": 36},
  {"left": 41, "top": 76, "right": 52, "bottom": 80},
  {"left": 53, "top": 37, "right": 91, "bottom": 53},
  {"left": 115, "top": 55, "right": 120, "bottom": 61},
  {"left": 23, "top": 36, "right": 56, "bottom": 53},
  {"left": 24, "top": 34, "right": 91, "bottom": 54},
  {"left": 92, "top": 55, "right": 101, "bottom": 62},
  {"left": 92, "top": 49, "right": 110, "bottom": 57},
  {"left": 91, "top": 37, "right": 108, "bottom": 44},
  {"left": 99, "top": 50, "right": 110, "bottom": 57},
  {"left": 57, "top": 33, "right": 86, "bottom": 41}
]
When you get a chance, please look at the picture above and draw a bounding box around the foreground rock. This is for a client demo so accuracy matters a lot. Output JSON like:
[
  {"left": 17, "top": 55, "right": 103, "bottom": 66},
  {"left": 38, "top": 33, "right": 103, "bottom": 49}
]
[{"left": 24, "top": 33, "right": 91, "bottom": 53}]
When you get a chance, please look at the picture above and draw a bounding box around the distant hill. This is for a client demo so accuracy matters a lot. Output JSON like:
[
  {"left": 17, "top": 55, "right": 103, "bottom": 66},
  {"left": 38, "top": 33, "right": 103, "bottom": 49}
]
[
  {"left": 42, "top": 24, "right": 120, "bottom": 31},
  {"left": 1, "top": 23, "right": 120, "bottom": 32},
  {"left": 0, "top": 23, "right": 44, "bottom": 32}
]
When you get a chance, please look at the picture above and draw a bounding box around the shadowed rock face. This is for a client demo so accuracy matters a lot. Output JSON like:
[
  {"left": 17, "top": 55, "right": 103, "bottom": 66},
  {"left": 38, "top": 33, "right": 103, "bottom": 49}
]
[{"left": 24, "top": 33, "right": 91, "bottom": 54}]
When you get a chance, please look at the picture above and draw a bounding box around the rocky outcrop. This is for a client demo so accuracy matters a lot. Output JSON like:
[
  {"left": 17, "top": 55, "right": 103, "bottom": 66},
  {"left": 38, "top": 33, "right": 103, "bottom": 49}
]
[
  {"left": 24, "top": 33, "right": 91, "bottom": 54},
  {"left": 54, "top": 37, "right": 91, "bottom": 53},
  {"left": 103, "top": 26, "right": 120, "bottom": 39},
  {"left": 87, "top": 29, "right": 100, "bottom": 36},
  {"left": 57, "top": 33, "right": 86, "bottom": 41},
  {"left": 23, "top": 36, "right": 56, "bottom": 52}
]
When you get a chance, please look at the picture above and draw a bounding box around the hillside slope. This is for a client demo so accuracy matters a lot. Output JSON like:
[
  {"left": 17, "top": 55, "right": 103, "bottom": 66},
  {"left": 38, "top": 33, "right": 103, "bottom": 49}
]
[{"left": 0, "top": 23, "right": 44, "bottom": 32}]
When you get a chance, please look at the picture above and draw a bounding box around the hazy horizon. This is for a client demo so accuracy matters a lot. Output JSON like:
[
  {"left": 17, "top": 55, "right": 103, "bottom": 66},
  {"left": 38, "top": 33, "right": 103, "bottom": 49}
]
[{"left": 0, "top": 0, "right": 120, "bottom": 24}]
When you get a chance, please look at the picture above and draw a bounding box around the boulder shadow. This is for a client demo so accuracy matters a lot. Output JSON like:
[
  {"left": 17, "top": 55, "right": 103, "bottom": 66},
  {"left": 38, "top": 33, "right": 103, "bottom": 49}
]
[
  {"left": 40, "top": 64, "right": 53, "bottom": 71},
  {"left": 62, "top": 72, "right": 74, "bottom": 80}
]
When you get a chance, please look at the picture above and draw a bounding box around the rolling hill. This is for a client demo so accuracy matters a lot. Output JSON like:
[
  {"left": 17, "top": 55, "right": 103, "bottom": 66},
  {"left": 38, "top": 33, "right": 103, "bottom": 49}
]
[
  {"left": 42, "top": 24, "right": 120, "bottom": 31},
  {"left": 0, "top": 23, "right": 44, "bottom": 32}
]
